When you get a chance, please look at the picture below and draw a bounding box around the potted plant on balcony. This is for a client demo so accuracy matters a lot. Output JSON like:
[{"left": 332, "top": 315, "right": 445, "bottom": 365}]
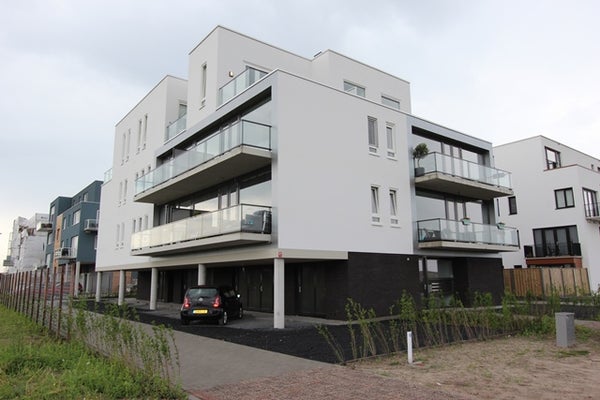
[{"left": 412, "top": 142, "right": 429, "bottom": 177}]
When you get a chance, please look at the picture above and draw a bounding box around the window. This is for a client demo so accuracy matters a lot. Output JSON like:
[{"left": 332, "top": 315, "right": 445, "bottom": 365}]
[
  {"left": 126, "top": 129, "right": 131, "bottom": 161},
  {"left": 143, "top": 215, "right": 148, "bottom": 230},
  {"left": 371, "top": 186, "right": 380, "bottom": 223},
  {"left": 344, "top": 81, "right": 365, "bottom": 97},
  {"left": 121, "top": 133, "right": 126, "bottom": 164},
  {"left": 381, "top": 96, "right": 400, "bottom": 109},
  {"left": 533, "top": 225, "right": 579, "bottom": 257},
  {"left": 386, "top": 123, "right": 396, "bottom": 158},
  {"left": 545, "top": 147, "right": 561, "bottom": 169},
  {"left": 137, "top": 119, "right": 142, "bottom": 153},
  {"left": 82, "top": 192, "right": 88, "bottom": 202},
  {"left": 115, "top": 224, "right": 120, "bottom": 247},
  {"left": 368, "top": 117, "right": 378, "bottom": 153},
  {"left": 555, "top": 188, "right": 574, "bottom": 209},
  {"left": 73, "top": 210, "right": 80, "bottom": 225},
  {"left": 389, "top": 189, "right": 398, "bottom": 225},
  {"left": 132, "top": 218, "right": 137, "bottom": 233},
  {"left": 142, "top": 114, "right": 148, "bottom": 148},
  {"left": 71, "top": 236, "right": 78, "bottom": 257},
  {"left": 508, "top": 196, "right": 517, "bottom": 215},
  {"left": 201, "top": 63, "right": 207, "bottom": 104},
  {"left": 123, "top": 179, "right": 128, "bottom": 204},
  {"left": 583, "top": 188, "right": 599, "bottom": 217}
]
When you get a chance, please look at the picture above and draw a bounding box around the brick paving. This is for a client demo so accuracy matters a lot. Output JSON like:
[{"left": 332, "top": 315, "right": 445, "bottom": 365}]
[{"left": 191, "top": 366, "right": 467, "bottom": 400}]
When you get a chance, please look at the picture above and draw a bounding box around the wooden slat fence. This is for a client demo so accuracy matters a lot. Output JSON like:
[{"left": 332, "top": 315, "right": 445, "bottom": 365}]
[{"left": 504, "top": 267, "right": 591, "bottom": 297}]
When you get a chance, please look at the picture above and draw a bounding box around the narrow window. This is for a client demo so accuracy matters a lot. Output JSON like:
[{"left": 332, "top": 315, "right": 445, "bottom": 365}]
[
  {"left": 123, "top": 179, "right": 128, "bottom": 203},
  {"left": 368, "top": 117, "right": 378, "bottom": 153},
  {"left": 132, "top": 218, "right": 137, "bottom": 233},
  {"left": 386, "top": 123, "right": 396, "bottom": 158},
  {"left": 371, "top": 186, "right": 380, "bottom": 223},
  {"left": 120, "top": 222, "right": 125, "bottom": 247},
  {"left": 545, "top": 147, "right": 561, "bottom": 169},
  {"left": 508, "top": 196, "right": 517, "bottom": 215},
  {"left": 126, "top": 129, "right": 131, "bottom": 161},
  {"left": 143, "top": 114, "right": 148, "bottom": 148},
  {"left": 143, "top": 215, "right": 149, "bottom": 230},
  {"left": 71, "top": 236, "right": 78, "bottom": 257},
  {"left": 344, "top": 81, "right": 365, "bottom": 97},
  {"left": 121, "top": 133, "right": 126, "bottom": 164},
  {"left": 73, "top": 210, "right": 80, "bottom": 225},
  {"left": 201, "top": 63, "right": 207, "bottom": 104},
  {"left": 137, "top": 119, "right": 142, "bottom": 153},
  {"left": 381, "top": 95, "right": 400, "bottom": 109},
  {"left": 583, "top": 188, "right": 599, "bottom": 217},
  {"left": 389, "top": 189, "right": 398, "bottom": 225},
  {"left": 555, "top": 188, "right": 574, "bottom": 209},
  {"left": 116, "top": 224, "right": 120, "bottom": 247}
]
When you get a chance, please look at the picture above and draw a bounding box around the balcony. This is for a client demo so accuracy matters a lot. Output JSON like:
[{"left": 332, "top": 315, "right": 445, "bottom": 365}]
[
  {"left": 54, "top": 247, "right": 76, "bottom": 260},
  {"left": 414, "top": 152, "right": 513, "bottom": 200},
  {"left": 218, "top": 67, "right": 268, "bottom": 106},
  {"left": 584, "top": 202, "right": 600, "bottom": 223},
  {"left": 131, "top": 204, "right": 271, "bottom": 256},
  {"left": 84, "top": 219, "right": 98, "bottom": 233},
  {"left": 104, "top": 168, "right": 112, "bottom": 183},
  {"left": 36, "top": 222, "right": 53, "bottom": 232},
  {"left": 417, "top": 218, "right": 519, "bottom": 252},
  {"left": 165, "top": 113, "right": 187, "bottom": 142},
  {"left": 524, "top": 242, "right": 582, "bottom": 268},
  {"left": 134, "top": 120, "right": 272, "bottom": 204}
]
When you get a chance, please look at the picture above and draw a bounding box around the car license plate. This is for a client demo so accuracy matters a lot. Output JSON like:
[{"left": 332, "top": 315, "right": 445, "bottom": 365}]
[{"left": 193, "top": 309, "right": 208, "bottom": 315}]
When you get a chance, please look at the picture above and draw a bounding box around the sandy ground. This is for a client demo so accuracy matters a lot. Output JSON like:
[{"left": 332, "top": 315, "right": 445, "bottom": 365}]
[
  {"left": 355, "top": 321, "right": 600, "bottom": 400},
  {"left": 195, "top": 321, "right": 600, "bottom": 400}
]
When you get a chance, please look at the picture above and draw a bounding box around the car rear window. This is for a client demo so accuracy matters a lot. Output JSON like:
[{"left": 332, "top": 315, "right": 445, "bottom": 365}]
[{"left": 187, "top": 288, "right": 218, "bottom": 298}]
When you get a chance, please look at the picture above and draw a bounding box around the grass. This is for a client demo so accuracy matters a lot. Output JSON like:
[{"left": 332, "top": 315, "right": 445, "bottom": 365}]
[{"left": 0, "top": 305, "right": 186, "bottom": 400}]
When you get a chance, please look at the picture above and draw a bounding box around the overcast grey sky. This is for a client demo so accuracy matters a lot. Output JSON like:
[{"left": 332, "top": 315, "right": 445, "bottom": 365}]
[{"left": 1, "top": 0, "right": 599, "bottom": 263}]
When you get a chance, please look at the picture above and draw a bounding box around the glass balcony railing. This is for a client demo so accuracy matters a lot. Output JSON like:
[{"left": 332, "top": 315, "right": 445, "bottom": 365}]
[
  {"left": 415, "top": 152, "right": 512, "bottom": 189},
  {"left": 131, "top": 204, "right": 271, "bottom": 251},
  {"left": 165, "top": 114, "right": 187, "bottom": 142},
  {"left": 84, "top": 219, "right": 98, "bottom": 232},
  {"left": 218, "top": 67, "right": 268, "bottom": 105},
  {"left": 417, "top": 218, "right": 519, "bottom": 247},
  {"left": 530, "top": 242, "right": 582, "bottom": 257},
  {"left": 135, "top": 120, "right": 271, "bottom": 196},
  {"left": 104, "top": 168, "right": 112, "bottom": 183}
]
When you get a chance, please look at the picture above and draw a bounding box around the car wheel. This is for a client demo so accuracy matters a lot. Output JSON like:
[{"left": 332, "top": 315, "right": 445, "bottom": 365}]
[
  {"left": 181, "top": 318, "right": 190, "bottom": 326},
  {"left": 219, "top": 311, "right": 228, "bottom": 326},
  {"left": 238, "top": 306, "right": 243, "bottom": 319}
]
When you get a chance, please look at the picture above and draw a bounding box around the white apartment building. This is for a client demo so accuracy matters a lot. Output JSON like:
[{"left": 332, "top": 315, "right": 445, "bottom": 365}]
[
  {"left": 494, "top": 136, "right": 600, "bottom": 291},
  {"left": 97, "top": 26, "right": 518, "bottom": 327},
  {"left": 3, "top": 214, "right": 49, "bottom": 272}
]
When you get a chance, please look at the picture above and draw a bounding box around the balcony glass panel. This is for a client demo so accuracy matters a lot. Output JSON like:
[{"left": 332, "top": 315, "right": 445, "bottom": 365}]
[
  {"left": 218, "top": 67, "right": 268, "bottom": 105},
  {"left": 131, "top": 204, "right": 271, "bottom": 251},
  {"left": 134, "top": 120, "right": 271, "bottom": 196},
  {"left": 417, "top": 218, "right": 519, "bottom": 247},
  {"left": 165, "top": 113, "right": 187, "bottom": 142},
  {"left": 533, "top": 242, "right": 582, "bottom": 257},
  {"left": 417, "top": 152, "right": 512, "bottom": 189}
]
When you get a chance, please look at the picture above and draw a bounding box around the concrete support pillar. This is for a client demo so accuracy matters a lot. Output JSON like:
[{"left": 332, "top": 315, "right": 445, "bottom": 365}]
[
  {"left": 197, "top": 264, "right": 207, "bottom": 286},
  {"left": 118, "top": 270, "right": 125, "bottom": 306},
  {"left": 74, "top": 261, "right": 81, "bottom": 298},
  {"left": 95, "top": 271, "right": 102, "bottom": 302},
  {"left": 149, "top": 267, "right": 158, "bottom": 310},
  {"left": 273, "top": 258, "right": 285, "bottom": 329}
]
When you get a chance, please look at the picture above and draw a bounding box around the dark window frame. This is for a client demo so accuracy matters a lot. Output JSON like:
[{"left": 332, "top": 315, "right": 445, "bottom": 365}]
[
  {"left": 508, "top": 196, "right": 517, "bottom": 215},
  {"left": 554, "top": 188, "right": 574, "bottom": 209},
  {"left": 545, "top": 147, "right": 561, "bottom": 169}
]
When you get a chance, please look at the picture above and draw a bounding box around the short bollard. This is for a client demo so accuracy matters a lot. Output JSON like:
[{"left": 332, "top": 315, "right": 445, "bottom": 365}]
[
  {"left": 555, "top": 312, "right": 575, "bottom": 348},
  {"left": 407, "top": 331, "right": 413, "bottom": 364}
]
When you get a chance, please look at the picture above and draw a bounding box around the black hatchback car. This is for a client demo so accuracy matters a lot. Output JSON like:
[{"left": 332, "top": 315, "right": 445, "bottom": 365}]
[{"left": 180, "top": 285, "right": 243, "bottom": 325}]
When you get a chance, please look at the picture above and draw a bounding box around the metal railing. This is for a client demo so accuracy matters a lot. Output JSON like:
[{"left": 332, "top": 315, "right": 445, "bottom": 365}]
[
  {"left": 84, "top": 219, "right": 98, "bottom": 232},
  {"left": 218, "top": 67, "right": 268, "bottom": 105},
  {"left": 131, "top": 204, "right": 271, "bottom": 251},
  {"left": 415, "top": 152, "right": 512, "bottom": 189},
  {"left": 54, "top": 247, "right": 76, "bottom": 259},
  {"left": 135, "top": 120, "right": 271, "bottom": 195},
  {"left": 417, "top": 218, "right": 519, "bottom": 247},
  {"left": 526, "top": 242, "right": 582, "bottom": 257}
]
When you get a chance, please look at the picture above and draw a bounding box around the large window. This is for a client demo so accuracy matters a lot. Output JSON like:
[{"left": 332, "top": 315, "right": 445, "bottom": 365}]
[
  {"left": 583, "top": 188, "right": 599, "bottom": 217},
  {"left": 555, "top": 188, "right": 574, "bottom": 209},
  {"left": 533, "top": 225, "right": 579, "bottom": 257},
  {"left": 545, "top": 147, "right": 561, "bottom": 169},
  {"left": 508, "top": 196, "right": 517, "bottom": 215},
  {"left": 344, "top": 81, "right": 365, "bottom": 97},
  {"left": 368, "top": 117, "right": 378, "bottom": 153},
  {"left": 71, "top": 236, "right": 78, "bottom": 257}
]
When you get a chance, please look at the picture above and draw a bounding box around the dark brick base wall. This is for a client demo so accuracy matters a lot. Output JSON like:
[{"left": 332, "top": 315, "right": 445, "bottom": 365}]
[{"left": 453, "top": 257, "right": 504, "bottom": 306}]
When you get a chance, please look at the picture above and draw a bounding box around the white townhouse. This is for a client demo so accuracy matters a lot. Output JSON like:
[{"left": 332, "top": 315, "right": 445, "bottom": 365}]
[
  {"left": 3, "top": 214, "right": 49, "bottom": 273},
  {"left": 494, "top": 136, "right": 600, "bottom": 291},
  {"left": 97, "top": 26, "right": 518, "bottom": 327}
]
